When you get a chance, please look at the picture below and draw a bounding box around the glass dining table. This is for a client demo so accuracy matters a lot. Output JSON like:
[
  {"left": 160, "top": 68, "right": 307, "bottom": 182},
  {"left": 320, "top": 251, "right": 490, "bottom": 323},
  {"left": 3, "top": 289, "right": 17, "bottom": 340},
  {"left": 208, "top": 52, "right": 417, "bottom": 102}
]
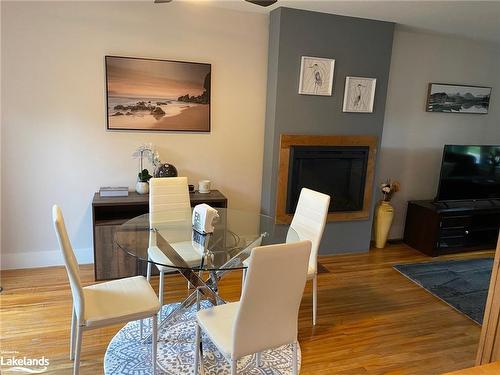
[{"left": 114, "top": 207, "right": 298, "bottom": 338}]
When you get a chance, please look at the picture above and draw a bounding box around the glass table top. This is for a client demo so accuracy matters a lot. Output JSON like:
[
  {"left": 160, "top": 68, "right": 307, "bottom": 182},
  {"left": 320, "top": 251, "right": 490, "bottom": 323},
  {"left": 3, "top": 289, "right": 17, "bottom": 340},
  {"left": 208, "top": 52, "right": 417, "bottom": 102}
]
[{"left": 114, "top": 208, "right": 298, "bottom": 272}]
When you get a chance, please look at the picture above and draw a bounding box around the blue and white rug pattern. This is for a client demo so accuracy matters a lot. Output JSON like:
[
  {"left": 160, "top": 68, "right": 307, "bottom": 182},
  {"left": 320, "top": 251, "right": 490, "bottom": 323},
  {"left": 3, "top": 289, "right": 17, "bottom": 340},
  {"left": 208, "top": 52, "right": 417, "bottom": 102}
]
[{"left": 104, "top": 302, "right": 301, "bottom": 375}]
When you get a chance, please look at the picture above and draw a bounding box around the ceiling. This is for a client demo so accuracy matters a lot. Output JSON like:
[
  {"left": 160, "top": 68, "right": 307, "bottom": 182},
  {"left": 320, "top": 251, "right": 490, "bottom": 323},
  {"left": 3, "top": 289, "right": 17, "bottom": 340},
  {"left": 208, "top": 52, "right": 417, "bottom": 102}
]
[{"left": 205, "top": 1, "right": 500, "bottom": 45}]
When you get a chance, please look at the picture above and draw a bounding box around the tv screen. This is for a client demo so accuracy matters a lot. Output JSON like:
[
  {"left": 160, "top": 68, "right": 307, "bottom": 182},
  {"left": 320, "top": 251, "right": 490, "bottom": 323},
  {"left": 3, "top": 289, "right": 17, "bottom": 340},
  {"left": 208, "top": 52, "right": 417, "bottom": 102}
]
[{"left": 437, "top": 145, "right": 500, "bottom": 201}]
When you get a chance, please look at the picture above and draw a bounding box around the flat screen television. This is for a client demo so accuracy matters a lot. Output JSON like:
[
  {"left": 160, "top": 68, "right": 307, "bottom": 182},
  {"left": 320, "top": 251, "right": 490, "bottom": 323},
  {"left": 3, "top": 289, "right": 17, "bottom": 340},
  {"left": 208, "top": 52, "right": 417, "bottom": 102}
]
[{"left": 436, "top": 145, "right": 500, "bottom": 201}]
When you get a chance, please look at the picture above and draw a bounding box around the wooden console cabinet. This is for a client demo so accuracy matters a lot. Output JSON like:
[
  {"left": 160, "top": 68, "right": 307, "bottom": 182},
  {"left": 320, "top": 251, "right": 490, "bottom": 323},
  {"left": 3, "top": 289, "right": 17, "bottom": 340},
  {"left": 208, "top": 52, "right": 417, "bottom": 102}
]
[
  {"left": 92, "top": 190, "right": 227, "bottom": 281},
  {"left": 404, "top": 200, "right": 500, "bottom": 256}
]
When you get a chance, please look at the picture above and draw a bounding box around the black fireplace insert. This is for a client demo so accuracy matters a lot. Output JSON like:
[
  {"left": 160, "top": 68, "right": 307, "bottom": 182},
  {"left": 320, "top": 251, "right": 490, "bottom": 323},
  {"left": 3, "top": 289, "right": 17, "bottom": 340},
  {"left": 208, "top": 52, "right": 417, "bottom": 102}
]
[{"left": 286, "top": 145, "right": 369, "bottom": 213}]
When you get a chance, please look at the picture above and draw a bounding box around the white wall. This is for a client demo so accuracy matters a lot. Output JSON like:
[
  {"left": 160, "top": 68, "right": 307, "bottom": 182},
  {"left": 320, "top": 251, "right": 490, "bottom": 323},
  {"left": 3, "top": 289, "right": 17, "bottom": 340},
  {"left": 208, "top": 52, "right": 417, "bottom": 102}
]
[
  {"left": 0, "top": 1, "right": 269, "bottom": 269},
  {"left": 379, "top": 29, "right": 500, "bottom": 239}
]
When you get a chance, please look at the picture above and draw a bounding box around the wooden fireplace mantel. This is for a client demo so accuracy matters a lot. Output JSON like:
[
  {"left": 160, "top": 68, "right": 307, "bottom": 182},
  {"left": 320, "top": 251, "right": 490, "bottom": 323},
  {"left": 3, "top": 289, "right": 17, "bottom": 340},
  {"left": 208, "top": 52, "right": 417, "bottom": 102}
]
[{"left": 276, "top": 134, "right": 378, "bottom": 224}]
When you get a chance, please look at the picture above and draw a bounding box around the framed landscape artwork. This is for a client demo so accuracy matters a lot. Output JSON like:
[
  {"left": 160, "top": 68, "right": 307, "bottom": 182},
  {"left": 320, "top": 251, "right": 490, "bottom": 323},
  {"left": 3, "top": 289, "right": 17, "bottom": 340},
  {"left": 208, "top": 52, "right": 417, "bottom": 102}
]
[
  {"left": 105, "top": 56, "right": 211, "bottom": 132},
  {"left": 298, "top": 56, "right": 335, "bottom": 96},
  {"left": 342, "top": 77, "right": 377, "bottom": 113},
  {"left": 426, "top": 83, "right": 491, "bottom": 114}
]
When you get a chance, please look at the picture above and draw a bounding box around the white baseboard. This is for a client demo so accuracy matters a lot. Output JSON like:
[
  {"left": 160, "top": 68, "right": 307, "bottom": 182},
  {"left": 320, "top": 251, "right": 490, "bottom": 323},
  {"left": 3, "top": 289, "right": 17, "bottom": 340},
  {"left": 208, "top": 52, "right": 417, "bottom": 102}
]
[{"left": 1, "top": 247, "right": 94, "bottom": 270}]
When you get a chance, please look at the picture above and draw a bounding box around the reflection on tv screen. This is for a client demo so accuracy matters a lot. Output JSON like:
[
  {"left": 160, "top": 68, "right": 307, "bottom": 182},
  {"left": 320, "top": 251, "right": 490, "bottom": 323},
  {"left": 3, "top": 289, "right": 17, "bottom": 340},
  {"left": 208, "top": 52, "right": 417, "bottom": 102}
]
[{"left": 437, "top": 145, "right": 500, "bottom": 201}]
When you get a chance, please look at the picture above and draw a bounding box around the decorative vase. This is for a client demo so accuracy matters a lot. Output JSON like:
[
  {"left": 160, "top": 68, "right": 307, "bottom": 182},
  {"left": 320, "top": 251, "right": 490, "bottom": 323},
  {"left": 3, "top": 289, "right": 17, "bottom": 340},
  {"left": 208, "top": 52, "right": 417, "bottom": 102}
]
[
  {"left": 375, "top": 201, "right": 394, "bottom": 248},
  {"left": 154, "top": 163, "right": 178, "bottom": 178},
  {"left": 135, "top": 181, "right": 149, "bottom": 195}
]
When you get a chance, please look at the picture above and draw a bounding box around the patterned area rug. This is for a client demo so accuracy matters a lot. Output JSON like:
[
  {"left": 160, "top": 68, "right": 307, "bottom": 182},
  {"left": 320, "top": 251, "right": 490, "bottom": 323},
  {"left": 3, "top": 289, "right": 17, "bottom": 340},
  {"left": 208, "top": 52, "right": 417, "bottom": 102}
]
[
  {"left": 104, "top": 301, "right": 301, "bottom": 375},
  {"left": 394, "top": 258, "right": 493, "bottom": 324}
]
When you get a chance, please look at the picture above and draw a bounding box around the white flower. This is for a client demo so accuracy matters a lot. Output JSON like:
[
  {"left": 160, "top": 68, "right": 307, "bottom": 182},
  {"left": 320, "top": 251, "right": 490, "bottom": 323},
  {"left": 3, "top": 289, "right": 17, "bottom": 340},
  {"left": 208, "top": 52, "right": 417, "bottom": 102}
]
[
  {"left": 382, "top": 187, "right": 391, "bottom": 193},
  {"left": 132, "top": 143, "right": 162, "bottom": 163}
]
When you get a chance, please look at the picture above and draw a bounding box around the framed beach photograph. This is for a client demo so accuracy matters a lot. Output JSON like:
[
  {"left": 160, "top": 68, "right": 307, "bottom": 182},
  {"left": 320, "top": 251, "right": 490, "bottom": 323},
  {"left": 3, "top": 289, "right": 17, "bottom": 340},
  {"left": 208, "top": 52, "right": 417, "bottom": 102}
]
[
  {"left": 342, "top": 77, "right": 377, "bottom": 113},
  {"left": 426, "top": 83, "right": 491, "bottom": 114},
  {"left": 298, "top": 56, "right": 335, "bottom": 96},
  {"left": 105, "top": 56, "right": 211, "bottom": 132}
]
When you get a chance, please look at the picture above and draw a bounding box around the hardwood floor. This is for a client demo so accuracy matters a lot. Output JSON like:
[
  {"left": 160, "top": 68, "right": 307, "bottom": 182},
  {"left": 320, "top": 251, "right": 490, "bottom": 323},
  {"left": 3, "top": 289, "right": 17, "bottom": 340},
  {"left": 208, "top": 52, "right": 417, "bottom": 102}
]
[
  {"left": 0, "top": 244, "right": 494, "bottom": 374},
  {"left": 444, "top": 361, "right": 500, "bottom": 374}
]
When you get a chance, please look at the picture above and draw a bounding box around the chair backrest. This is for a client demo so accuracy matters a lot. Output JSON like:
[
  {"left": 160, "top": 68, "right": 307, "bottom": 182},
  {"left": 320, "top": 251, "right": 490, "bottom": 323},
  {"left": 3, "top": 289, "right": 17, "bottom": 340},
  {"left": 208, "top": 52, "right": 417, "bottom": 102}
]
[
  {"left": 52, "top": 205, "right": 84, "bottom": 322},
  {"left": 286, "top": 188, "right": 330, "bottom": 274},
  {"left": 149, "top": 177, "right": 191, "bottom": 226},
  {"left": 232, "top": 240, "right": 311, "bottom": 359}
]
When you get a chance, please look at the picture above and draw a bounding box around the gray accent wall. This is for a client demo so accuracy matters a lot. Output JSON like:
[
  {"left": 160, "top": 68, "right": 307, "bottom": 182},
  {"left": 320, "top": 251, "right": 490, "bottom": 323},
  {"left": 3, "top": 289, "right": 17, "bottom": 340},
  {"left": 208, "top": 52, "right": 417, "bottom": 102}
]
[{"left": 261, "top": 7, "right": 395, "bottom": 254}]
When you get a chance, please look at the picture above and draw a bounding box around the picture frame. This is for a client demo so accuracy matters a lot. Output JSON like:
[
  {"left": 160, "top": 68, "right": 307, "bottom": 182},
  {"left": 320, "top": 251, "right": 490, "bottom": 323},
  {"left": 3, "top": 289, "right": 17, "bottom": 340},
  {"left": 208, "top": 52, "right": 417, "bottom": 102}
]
[
  {"left": 298, "top": 56, "right": 335, "bottom": 96},
  {"left": 342, "top": 76, "right": 377, "bottom": 113},
  {"left": 105, "top": 55, "right": 211, "bottom": 132},
  {"left": 426, "top": 83, "right": 491, "bottom": 114}
]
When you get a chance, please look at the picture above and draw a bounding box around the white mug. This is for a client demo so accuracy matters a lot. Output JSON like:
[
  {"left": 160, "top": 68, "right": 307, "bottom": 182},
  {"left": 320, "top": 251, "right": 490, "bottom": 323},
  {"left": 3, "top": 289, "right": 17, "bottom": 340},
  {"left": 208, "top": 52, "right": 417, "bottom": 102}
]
[{"left": 198, "top": 180, "right": 211, "bottom": 194}]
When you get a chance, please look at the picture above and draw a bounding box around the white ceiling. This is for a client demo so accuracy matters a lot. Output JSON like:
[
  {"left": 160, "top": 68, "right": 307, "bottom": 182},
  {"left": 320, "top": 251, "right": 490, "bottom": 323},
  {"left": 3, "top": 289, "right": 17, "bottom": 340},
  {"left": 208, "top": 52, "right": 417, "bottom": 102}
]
[{"left": 199, "top": 0, "right": 500, "bottom": 45}]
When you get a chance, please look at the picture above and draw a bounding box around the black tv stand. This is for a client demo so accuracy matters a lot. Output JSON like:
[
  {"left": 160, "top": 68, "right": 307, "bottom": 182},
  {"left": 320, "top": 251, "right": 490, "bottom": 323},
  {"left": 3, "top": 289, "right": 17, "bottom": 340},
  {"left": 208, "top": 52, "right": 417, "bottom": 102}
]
[
  {"left": 404, "top": 199, "right": 500, "bottom": 256},
  {"left": 430, "top": 199, "right": 500, "bottom": 210}
]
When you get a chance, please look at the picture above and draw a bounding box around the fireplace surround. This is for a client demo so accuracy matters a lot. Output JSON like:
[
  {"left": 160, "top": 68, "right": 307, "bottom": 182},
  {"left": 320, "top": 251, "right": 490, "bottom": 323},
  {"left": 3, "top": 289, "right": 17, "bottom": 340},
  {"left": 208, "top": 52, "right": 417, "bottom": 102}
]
[{"left": 276, "top": 134, "right": 377, "bottom": 224}]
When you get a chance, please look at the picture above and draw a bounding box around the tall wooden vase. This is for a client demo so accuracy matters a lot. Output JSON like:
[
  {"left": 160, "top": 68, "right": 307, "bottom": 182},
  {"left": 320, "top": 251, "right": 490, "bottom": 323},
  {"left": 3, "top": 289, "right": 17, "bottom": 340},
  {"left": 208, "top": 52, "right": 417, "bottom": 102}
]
[{"left": 375, "top": 201, "right": 394, "bottom": 248}]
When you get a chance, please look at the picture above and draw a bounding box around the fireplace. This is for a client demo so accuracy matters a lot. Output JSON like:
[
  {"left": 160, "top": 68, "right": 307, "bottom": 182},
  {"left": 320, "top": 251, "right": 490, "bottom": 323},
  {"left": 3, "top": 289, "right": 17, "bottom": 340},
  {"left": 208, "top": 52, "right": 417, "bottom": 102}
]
[
  {"left": 286, "top": 146, "right": 369, "bottom": 214},
  {"left": 276, "top": 134, "right": 377, "bottom": 223}
]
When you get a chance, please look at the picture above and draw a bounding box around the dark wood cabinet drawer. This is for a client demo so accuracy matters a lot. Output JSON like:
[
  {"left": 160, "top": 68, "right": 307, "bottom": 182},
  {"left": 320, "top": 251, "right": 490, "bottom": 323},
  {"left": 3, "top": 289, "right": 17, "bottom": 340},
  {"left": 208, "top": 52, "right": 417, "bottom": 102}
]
[
  {"left": 439, "top": 236, "right": 467, "bottom": 249},
  {"left": 440, "top": 215, "right": 471, "bottom": 229},
  {"left": 94, "top": 224, "right": 138, "bottom": 280},
  {"left": 440, "top": 227, "right": 467, "bottom": 238}
]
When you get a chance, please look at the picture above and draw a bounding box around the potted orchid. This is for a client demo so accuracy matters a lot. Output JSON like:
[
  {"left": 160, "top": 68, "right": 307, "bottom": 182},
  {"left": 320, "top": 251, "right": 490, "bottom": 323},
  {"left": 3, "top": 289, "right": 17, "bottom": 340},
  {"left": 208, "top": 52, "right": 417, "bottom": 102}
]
[
  {"left": 374, "top": 179, "right": 401, "bottom": 248},
  {"left": 132, "top": 143, "right": 161, "bottom": 194}
]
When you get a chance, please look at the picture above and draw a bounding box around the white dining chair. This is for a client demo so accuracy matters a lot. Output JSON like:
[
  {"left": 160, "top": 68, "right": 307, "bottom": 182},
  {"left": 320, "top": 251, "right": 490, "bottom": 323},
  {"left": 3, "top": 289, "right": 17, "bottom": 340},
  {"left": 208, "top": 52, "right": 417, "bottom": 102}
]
[
  {"left": 288, "top": 188, "right": 330, "bottom": 326},
  {"left": 194, "top": 240, "right": 312, "bottom": 375},
  {"left": 147, "top": 177, "right": 198, "bottom": 309},
  {"left": 52, "top": 205, "right": 160, "bottom": 375},
  {"left": 243, "top": 187, "right": 330, "bottom": 326}
]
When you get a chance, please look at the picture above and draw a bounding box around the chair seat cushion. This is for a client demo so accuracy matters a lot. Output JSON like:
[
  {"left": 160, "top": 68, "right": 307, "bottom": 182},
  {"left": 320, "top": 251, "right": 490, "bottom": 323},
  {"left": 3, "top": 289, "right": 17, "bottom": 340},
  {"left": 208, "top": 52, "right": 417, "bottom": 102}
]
[
  {"left": 197, "top": 302, "right": 240, "bottom": 357},
  {"left": 83, "top": 276, "right": 160, "bottom": 328},
  {"left": 148, "top": 242, "right": 203, "bottom": 272}
]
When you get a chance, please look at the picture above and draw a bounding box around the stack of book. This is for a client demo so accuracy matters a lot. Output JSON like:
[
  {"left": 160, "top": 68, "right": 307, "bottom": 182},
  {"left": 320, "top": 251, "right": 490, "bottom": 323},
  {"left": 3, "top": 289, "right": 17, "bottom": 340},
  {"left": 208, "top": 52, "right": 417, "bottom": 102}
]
[{"left": 99, "top": 186, "right": 129, "bottom": 197}]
